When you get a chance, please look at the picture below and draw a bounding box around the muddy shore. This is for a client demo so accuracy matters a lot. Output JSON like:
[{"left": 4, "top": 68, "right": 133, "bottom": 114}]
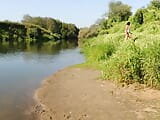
[{"left": 32, "top": 67, "right": 160, "bottom": 120}]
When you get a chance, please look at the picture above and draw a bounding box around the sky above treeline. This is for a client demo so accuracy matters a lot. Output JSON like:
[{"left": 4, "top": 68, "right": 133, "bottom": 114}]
[{"left": 0, "top": 0, "right": 151, "bottom": 27}]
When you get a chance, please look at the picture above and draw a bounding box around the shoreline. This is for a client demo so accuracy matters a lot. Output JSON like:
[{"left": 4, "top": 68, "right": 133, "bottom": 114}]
[
  {"left": 32, "top": 67, "right": 160, "bottom": 120},
  {"left": 32, "top": 74, "right": 56, "bottom": 120},
  {"left": 31, "top": 67, "right": 101, "bottom": 120}
]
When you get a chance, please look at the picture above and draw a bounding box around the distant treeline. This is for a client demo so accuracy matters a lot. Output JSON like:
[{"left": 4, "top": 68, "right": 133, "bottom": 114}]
[{"left": 0, "top": 15, "right": 79, "bottom": 44}]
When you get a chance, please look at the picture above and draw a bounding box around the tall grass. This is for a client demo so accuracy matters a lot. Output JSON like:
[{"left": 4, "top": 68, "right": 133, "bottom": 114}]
[{"left": 82, "top": 32, "right": 160, "bottom": 88}]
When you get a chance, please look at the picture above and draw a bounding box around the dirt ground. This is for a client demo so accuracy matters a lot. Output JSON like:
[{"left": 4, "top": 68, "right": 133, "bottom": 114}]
[{"left": 33, "top": 67, "right": 160, "bottom": 120}]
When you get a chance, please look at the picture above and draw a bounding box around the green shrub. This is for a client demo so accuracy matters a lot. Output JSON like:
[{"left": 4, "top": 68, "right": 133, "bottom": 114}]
[
  {"left": 82, "top": 33, "right": 160, "bottom": 88},
  {"left": 102, "top": 41, "right": 144, "bottom": 84},
  {"left": 133, "top": 8, "right": 144, "bottom": 25},
  {"left": 142, "top": 39, "right": 160, "bottom": 87},
  {"left": 150, "top": 0, "right": 160, "bottom": 9}
]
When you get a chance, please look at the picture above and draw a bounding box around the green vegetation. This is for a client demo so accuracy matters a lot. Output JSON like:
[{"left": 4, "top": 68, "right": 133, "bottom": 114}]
[
  {"left": 108, "top": 1, "right": 132, "bottom": 22},
  {"left": 0, "top": 15, "right": 79, "bottom": 45},
  {"left": 78, "top": 25, "right": 99, "bottom": 46},
  {"left": 78, "top": 1, "right": 132, "bottom": 41},
  {"left": 22, "top": 15, "right": 79, "bottom": 40},
  {"left": 80, "top": 0, "right": 160, "bottom": 88}
]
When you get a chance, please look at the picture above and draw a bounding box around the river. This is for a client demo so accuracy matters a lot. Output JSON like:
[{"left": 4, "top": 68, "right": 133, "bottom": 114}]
[{"left": 0, "top": 42, "right": 85, "bottom": 120}]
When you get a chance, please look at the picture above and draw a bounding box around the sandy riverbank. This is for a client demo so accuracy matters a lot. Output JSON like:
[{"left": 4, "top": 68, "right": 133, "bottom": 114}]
[{"left": 32, "top": 67, "right": 160, "bottom": 120}]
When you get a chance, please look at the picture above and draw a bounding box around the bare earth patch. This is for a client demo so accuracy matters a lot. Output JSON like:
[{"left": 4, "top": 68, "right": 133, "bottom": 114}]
[{"left": 33, "top": 67, "right": 160, "bottom": 120}]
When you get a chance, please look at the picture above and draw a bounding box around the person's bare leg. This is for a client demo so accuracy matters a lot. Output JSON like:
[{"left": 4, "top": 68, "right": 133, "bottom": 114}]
[{"left": 125, "top": 33, "right": 129, "bottom": 41}]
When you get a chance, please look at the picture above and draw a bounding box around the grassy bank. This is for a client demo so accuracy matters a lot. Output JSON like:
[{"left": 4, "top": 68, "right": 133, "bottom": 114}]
[
  {"left": 80, "top": 1, "right": 160, "bottom": 88},
  {"left": 81, "top": 23, "right": 160, "bottom": 88}
]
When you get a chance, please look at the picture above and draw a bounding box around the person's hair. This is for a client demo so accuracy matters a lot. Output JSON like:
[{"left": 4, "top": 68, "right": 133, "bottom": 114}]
[{"left": 126, "top": 22, "right": 130, "bottom": 25}]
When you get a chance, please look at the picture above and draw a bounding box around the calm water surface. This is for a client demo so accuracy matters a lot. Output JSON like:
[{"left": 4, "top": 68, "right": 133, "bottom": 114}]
[{"left": 0, "top": 42, "right": 85, "bottom": 120}]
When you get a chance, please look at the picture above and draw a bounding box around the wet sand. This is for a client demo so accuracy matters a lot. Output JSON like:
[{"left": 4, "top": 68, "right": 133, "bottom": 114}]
[{"left": 33, "top": 67, "right": 160, "bottom": 120}]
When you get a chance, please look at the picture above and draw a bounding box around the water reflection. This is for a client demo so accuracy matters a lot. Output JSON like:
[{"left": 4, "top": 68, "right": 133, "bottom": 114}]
[
  {"left": 0, "top": 40, "right": 84, "bottom": 120},
  {"left": 0, "top": 40, "right": 77, "bottom": 54}
]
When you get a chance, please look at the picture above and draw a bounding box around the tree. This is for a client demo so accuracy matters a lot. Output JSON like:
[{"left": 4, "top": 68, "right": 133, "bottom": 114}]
[
  {"left": 22, "top": 15, "right": 63, "bottom": 34},
  {"left": 150, "top": 0, "right": 160, "bottom": 9},
  {"left": 61, "top": 23, "right": 79, "bottom": 39},
  {"left": 133, "top": 8, "right": 144, "bottom": 24},
  {"left": 22, "top": 14, "right": 32, "bottom": 23},
  {"left": 22, "top": 15, "right": 79, "bottom": 40},
  {"left": 108, "top": 1, "right": 132, "bottom": 22}
]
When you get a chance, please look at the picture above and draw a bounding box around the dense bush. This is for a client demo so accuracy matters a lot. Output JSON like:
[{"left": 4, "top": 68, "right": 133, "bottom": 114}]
[
  {"left": 133, "top": 8, "right": 144, "bottom": 25},
  {"left": 82, "top": 34, "right": 123, "bottom": 63},
  {"left": 149, "top": 0, "right": 160, "bottom": 9},
  {"left": 61, "top": 23, "right": 79, "bottom": 39},
  {"left": 82, "top": 33, "right": 160, "bottom": 88},
  {"left": 135, "top": 21, "right": 160, "bottom": 34},
  {"left": 0, "top": 22, "right": 27, "bottom": 42}
]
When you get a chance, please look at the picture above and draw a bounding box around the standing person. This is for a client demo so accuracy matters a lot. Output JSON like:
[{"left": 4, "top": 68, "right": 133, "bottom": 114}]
[{"left": 125, "top": 22, "right": 131, "bottom": 40}]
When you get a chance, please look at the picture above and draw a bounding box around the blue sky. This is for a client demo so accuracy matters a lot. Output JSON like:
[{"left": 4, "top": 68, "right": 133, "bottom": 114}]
[{"left": 0, "top": 0, "right": 151, "bottom": 27}]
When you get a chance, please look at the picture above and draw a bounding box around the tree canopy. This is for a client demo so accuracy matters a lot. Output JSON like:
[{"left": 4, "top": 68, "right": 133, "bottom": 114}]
[
  {"left": 150, "top": 0, "right": 160, "bottom": 9},
  {"left": 22, "top": 15, "right": 79, "bottom": 40},
  {"left": 133, "top": 8, "right": 144, "bottom": 25},
  {"left": 108, "top": 1, "right": 132, "bottom": 22},
  {"left": 0, "top": 15, "right": 79, "bottom": 44}
]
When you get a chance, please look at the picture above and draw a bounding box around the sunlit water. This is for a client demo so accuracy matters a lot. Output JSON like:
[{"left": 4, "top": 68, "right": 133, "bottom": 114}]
[{"left": 0, "top": 42, "right": 85, "bottom": 120}]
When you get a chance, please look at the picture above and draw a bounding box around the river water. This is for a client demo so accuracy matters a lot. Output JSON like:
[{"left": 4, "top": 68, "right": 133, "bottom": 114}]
[{"left": 0, "top": 42, "right": 85, "bottom": 120}]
